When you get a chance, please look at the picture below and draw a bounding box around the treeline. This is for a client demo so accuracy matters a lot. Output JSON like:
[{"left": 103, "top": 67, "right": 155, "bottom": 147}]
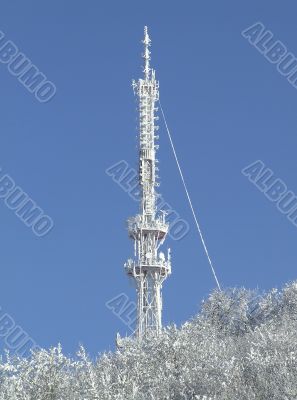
[{"left": 1, "top": 282, "right": 297, "bottom": 399}]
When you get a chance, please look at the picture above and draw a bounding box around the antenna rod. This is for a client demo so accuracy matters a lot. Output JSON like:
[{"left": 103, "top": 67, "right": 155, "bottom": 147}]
[{"left": 143, "top": 26, "right": 151, "bottom": 80}]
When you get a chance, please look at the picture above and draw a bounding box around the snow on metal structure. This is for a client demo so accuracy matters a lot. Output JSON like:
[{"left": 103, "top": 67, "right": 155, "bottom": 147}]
[{"left": 124, "top": 26, "right": 171, "bottom": 338}]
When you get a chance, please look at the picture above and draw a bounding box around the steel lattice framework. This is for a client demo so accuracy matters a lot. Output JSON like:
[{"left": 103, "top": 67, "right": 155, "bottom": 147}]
[{"left": 124, "top": 27, "right": 171, "bottom": 338}]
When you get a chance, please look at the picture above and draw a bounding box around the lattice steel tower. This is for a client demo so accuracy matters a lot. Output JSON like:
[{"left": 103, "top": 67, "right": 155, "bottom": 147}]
[{"left": 124, "top": 27, "right": 171, "bottom": 338}]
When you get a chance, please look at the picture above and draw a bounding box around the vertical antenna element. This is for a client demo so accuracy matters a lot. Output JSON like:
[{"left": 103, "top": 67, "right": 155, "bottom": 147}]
[
  {"left": 143, "top": 26, "right": 151, "bottom": 80},
  {"left": 124, "top": 27, "right": 171, "bottom": 339}
]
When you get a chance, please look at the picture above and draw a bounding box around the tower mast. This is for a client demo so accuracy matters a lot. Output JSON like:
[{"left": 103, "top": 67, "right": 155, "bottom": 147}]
[{"left": 125, "top": 27, "right": 171, "bottom": 338}]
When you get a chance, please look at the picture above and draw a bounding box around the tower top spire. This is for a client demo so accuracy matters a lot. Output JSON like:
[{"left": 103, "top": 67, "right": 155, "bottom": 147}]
[{"left": 143, "top": 26, "right": 151, "bottom": 80}]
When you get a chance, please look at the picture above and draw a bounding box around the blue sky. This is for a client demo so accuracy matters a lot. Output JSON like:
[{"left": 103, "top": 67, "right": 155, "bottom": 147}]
[{"left": 0, "top": 0, "right": 297, "bottom": 356}]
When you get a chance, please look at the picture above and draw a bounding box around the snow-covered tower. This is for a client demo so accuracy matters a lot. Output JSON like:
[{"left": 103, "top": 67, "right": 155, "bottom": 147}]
[{"left": 124, "top": 27, "right": 171, "bottom": 338}]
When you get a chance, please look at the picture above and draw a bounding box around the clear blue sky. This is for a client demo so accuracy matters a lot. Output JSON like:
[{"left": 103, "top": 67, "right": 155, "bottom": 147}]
[{"left": 0, "top": 1, "right": 297, "bottom": 356}]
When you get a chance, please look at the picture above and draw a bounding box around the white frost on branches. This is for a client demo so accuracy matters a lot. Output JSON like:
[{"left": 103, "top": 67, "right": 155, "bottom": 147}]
[{"left": 1, "top": 282, "right": 297, "bottom": 399}]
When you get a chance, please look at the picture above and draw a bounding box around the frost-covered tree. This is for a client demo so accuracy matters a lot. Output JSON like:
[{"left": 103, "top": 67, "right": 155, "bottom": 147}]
[{"left": 1, "top": 281, "right": 297, "bottom": 399}]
